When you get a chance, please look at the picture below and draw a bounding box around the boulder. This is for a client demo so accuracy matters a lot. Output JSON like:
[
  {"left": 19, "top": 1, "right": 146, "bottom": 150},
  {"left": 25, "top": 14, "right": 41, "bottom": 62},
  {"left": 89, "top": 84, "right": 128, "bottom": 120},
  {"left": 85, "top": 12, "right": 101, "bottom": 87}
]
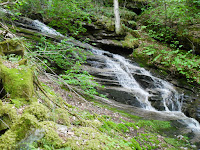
[
  {"left": 99, "top": 87, "right": 147, "bottom": 108},
  {"left": 0, "top": 39, "right": 25, "bottom": 56},
  {"left": 133, "top": 73, "right": 156, "bottom": 89}
]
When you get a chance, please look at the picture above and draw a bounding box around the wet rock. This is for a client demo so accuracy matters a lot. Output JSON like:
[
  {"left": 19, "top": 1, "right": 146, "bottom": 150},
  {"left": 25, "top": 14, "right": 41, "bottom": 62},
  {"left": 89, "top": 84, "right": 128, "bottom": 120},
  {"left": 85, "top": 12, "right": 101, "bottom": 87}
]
[
  {"left": 133, "top": 73, "right": 155, "bottom": 89},
  {"left": 149, "top": 95, "right": 166, "bottom": 111},
  {"left": 99, "top": 87, "right": 146, "bottom": 108},
  {"left": 186, "top": 100, "right": 200, "bottom": 122}
]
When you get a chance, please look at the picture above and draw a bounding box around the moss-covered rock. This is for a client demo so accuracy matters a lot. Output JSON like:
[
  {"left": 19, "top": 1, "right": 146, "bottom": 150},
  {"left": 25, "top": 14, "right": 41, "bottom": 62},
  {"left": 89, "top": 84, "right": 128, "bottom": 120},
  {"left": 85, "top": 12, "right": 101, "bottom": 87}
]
[
  {"left": 0, "top": 64, "right": 34, "bottom": 102},
  {"left": 0, "top": 130, "right": 17, "bottom": 150},
  {"left": 122, "top": 33, "right": 139, "bottom": 48},
  {"left": 178, "top": 24, "right": 200, "bottom": 54},
  {"left": 110, "top": 33, "right": 139, "bottom": 50},
  {"left": 95, "top": 16, "right": 115, "bottom": 32},
  {"left": 0, "top": 113, "right": 40, "bottom": 149},
  {"left": 24, "top": 102, "right": 50, "bottom": 121},
  {"left": 120, "top": 9, "right": 137, "bottom": 20},
  {"left": 39, "top": 121, "right": 65, "bottom": 148},
  {"left": 0, "top": 103, "right": 18, "bottom": 131},
  {"left": 13, "top": 113, "right": 40, "bottom": 140},
  {"left": 0, "top": 38, "right": 25, "bottom": 56}
]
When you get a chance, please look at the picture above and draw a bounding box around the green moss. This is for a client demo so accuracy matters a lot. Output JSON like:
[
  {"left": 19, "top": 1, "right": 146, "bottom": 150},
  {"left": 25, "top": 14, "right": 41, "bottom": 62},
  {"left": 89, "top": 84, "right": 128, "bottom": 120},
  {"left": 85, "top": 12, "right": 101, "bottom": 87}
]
[
  {"left": 11, "top": 98, "right": 28, "bottom": 108},
  {"left": 120, "top": 9, "right": 137, "bottom": 20},
  {"left": 12, "top": 113, "right": 40, "bottom": 141},
  {"left": 128, "top": 21, "right": 137, "bottom": 29},
  {"left": 0, "top": 113, "right": 40, "bottom": 149},
  {"left": 164, "top": 137, "right": 191, "bottom": 148},
  {"left": 50, "top": 108, "right": 70, "bottom": 126},
  {"left": 122, "top": 24, "right": 140, "bottom": 38},
  {"left": 122, "top": 33, "right": 139, "bottom": 48},
  {"left": 0, "top": 103, "right": 18, "bottom": 131},
  {"left": 84, "top": 119, "right": 102, "bottom": 128},
  {"left": 0, "top": 64, "right": 34, "bottom": 104},
  {"left": 39, "top": 121, "right": 65, "bottom": 148},
  {"left": 18, "top": 59, "right": 27, "bottom": 66},
  {"left": 64, "top": 127, "right": 132, "bottom": 150},
  {"left": 96, "top": 16, "right": 115, "bottom": 32},
  {"left": 0, "top": 130, "right": 17, "bottom": 150},
  {"left": 24, "top": 102, "right": 50, "bottom": 121}
]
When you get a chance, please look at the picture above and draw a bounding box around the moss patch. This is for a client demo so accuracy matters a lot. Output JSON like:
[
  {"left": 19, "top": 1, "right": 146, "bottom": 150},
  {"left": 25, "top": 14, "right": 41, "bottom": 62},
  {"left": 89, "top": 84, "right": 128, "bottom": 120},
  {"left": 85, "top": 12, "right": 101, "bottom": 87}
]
[
  {"left": 0, "top": 113, "right": 40, "bottom": 149},
  {"left": 0, "top": 64, "right": 34, "bottom": 103},
  {"left": 65, "top": 127, "right": 132, "bottom": 150},
  {"left": 95, "top": 16, "right": 115, "bottom": 32},
  {"left": 122, "top": 33, "right": 139, "bottom": 48},
  {"left": 0, "top": 130, "right": 18, "bottom": 150},
  {"left": 0, "top": 102, "right": 18, "bottom": 131},
  {"left": 50, "top": 108, "right": 70, "bottom": 126},
  {"left": 24, "top": 102, "right": 50, "bottom": 121},
  {"left": 39, "top": 121, "right": 65, "bottom": 148}
]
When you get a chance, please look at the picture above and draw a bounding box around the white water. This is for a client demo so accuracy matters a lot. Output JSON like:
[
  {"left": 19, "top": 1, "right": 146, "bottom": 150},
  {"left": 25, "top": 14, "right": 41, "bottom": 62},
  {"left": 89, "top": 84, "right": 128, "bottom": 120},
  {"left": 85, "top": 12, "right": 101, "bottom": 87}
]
[
  {"left": 92, "top": 48, "right": 182, "bottom": 112},
  {"left": 31, "top": 20, "right": 63, "bottom": 37},
  {"left": 91, "top": 48, "right": 200, "bottom": 130},
  {"left": 29, "top": 20, "right": 200, "bottom": 131}
]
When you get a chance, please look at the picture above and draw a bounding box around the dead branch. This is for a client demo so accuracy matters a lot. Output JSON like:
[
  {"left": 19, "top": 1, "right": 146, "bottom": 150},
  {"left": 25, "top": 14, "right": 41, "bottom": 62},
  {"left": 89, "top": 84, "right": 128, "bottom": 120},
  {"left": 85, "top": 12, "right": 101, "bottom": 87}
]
[{"left": 0, "top": 0, "right": 18, "bottom": 6}]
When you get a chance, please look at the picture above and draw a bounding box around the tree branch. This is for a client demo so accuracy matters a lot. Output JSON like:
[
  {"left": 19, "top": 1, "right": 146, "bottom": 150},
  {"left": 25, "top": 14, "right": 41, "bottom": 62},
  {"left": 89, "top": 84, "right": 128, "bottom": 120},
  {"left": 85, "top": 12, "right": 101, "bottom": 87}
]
[{"left": 0, "top": 1, "right": 18, "bottom": 6}]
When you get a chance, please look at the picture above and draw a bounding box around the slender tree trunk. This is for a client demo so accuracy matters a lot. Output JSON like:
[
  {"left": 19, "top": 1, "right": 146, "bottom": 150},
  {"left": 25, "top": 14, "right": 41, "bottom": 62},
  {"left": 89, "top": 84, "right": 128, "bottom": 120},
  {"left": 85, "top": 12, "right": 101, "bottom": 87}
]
[
  {"left": 114, "top": 0, "right": 121, "bottom": 34},
  {"left": 48, "top": 0, "right": 52, "bottom": 9}
]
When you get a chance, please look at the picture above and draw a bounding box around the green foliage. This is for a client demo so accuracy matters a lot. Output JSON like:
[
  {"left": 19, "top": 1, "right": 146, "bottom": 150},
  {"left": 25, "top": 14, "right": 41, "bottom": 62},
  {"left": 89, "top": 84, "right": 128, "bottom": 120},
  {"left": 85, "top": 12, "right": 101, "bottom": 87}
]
[
  {"left": 0, "top": 54, "right": 22, "bottom": 63},
  {"left": 46, "top": 0, "right": 92, "bottom": 35},
  {"left": 164, "top": 137, "right": 191, "bottom": 148},
  {"left": 139, "top": 42, "right": 200, "bottom": 83},
  {"left": 61, "top": 70, "right": 104, "bottom": 97},
  {"left": 97, "top": 118, "right": 143, "bottom": 149},
  {"left": 28, "top": 37, "right": 105, "bottom": 98},
  {"left": 140, "top": 0, "right": 200, "bottom": 46},
  {"left": 31, "top": 37, "right": 87, "bottom": 71},
  {"left": 14, "top": 0, "right": 92, "bottom": 35}
]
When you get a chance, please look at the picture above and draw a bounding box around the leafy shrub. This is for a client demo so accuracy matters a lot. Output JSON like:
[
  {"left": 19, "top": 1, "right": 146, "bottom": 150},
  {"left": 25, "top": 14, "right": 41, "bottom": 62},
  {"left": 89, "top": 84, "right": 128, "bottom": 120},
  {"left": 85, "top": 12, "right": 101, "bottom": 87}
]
[
  {"left": 9, "top": 0, "right": 92, "bottom": 35},
  {"left": 28, "top": 37, "right": 105, "bottom": 98}
]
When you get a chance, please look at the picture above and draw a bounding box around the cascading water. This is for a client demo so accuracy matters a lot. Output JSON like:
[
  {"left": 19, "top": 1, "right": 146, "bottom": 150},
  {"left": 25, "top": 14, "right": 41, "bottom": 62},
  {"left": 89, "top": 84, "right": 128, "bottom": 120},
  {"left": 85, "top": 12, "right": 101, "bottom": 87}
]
[
  {"left": 22, "top": 19, "right": 200, "bottom": 132},
  {"left": 90, "top": 48, "right": 200, "bottom": 131},
  {"left": 30, "top": 20, "right": 64, "bottom": 37},
  {"left": 91, "top": 48, "right": 182, "bottom": 112}
]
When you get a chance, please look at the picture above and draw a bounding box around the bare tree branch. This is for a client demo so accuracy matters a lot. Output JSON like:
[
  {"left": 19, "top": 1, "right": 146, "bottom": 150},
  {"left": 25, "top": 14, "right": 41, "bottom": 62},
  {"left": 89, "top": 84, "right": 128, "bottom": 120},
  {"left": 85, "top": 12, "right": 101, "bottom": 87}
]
[{"left": 0, "top": 0, "right": 18, "bottom": 6}]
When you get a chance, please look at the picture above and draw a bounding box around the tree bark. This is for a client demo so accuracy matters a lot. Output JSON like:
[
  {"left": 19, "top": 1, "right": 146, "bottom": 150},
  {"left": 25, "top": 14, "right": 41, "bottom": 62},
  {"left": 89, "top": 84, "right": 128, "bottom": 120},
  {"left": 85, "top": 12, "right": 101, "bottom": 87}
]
[{"left": 114, "top": 0, "right": 121, "bottom": 34}]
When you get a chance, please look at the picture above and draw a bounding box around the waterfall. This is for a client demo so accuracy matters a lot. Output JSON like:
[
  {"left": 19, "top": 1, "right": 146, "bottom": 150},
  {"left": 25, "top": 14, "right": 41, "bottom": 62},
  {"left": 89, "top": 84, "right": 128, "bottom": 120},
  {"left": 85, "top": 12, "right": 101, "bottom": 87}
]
[
  {"left": 90, "top": 48, "right": 200, "bottom": 130},
  {"left": 23, "top": 19, "right": 200, "bottom": 131},
  {"left": 31, "top": 20, "right": 63, "bottom": 37},
  {"left": 91, "top": 48, "right": 181, "bottom": 112}
]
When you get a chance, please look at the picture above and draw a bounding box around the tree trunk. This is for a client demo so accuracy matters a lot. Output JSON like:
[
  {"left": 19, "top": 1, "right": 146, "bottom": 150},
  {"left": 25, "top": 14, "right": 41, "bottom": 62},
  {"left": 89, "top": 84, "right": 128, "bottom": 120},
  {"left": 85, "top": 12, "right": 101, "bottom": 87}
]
[{"left": 114, "top": 0, "right": 121, "bottom": 34}]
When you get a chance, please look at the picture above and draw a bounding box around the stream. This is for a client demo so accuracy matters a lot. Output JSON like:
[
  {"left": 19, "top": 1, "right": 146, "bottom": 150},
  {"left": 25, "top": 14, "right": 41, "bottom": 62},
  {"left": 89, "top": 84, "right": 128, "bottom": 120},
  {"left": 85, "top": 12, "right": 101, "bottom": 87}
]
[
  {"left": 85, "top": 48, "right": 200, "bottom": 128},
  {"left": 14, "top": 18, "right": 200, "bottom": 145}
]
